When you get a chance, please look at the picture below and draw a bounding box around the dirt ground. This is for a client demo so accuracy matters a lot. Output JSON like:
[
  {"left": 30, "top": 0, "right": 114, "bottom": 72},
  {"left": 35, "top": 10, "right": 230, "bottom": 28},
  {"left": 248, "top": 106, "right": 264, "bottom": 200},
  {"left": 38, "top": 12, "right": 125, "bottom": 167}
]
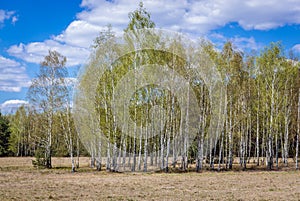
[{"left": 0, "top": 157, "right": 299, "bottom": 201}]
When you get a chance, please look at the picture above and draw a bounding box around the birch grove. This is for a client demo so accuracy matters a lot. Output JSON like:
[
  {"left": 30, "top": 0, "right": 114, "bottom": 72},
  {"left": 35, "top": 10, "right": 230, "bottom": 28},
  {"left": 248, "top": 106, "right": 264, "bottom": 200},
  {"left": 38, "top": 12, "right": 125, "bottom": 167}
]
[
  {"left": 4, "top": 3, "right": 300, "bottom": 173},
  {"left": 72, "top": 4, "right": 300, "bottom": 172}
]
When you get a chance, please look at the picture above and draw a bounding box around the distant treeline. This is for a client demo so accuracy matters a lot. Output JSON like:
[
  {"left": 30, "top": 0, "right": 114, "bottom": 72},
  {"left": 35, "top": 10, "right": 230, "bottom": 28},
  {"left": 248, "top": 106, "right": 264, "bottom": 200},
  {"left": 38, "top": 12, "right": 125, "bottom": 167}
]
[{"left": 0, "top": 107, "right": 88, "bottom": 158}]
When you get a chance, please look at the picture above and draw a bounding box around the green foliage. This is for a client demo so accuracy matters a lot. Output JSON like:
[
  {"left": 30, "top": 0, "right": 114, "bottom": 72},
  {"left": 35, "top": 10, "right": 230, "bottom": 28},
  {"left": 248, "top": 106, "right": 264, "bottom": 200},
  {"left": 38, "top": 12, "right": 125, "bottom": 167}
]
[
  {"left": 124, "top": 2, "right": 155, "bottom": 32},
  {"left": 92, "top": 24, "right": 115, "bottom": 50},
  {"left": 0, "top": 112, "right": 11, "bottom": 156},
  {"left": 32, "top": 147, "right": 47, "bottom": 168},
  {"left": 8, "top": 106, "right": 33, "bottom": 156}
]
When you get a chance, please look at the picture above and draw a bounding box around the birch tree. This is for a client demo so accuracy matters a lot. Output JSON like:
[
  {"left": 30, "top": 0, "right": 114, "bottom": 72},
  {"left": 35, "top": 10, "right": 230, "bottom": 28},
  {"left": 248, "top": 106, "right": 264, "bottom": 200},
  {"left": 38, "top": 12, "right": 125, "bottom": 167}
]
[{"left": 28, "top": 50, "right": 68, "bottom": 168}]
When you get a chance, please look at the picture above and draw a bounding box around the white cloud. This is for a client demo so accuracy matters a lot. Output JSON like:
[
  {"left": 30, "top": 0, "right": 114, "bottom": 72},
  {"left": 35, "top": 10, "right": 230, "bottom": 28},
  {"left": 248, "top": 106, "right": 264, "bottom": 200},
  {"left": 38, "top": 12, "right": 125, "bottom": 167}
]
[
  {"left": 7, "top": 0, "right": 300, "bottom": 67},
  {"left": 1, "top": 99, "right": 28, "bottom": 107},
  {"left": 11, "top": 16, "right": 18, "bottom": 24},
  {"left": 231, "top": 36, "right": 261, "bottom": 51},
  {"left": 8, "top": 40, "right": 90, "bottom": 67},
  {"left": 53, "top": 20, "right": 105, "bottom": 48},
  {"left": 210, "top": 33, "right": 261, "bottom": 52},
  {"left": 78, "top": 0, "right": 300, "bottom": 32},
  {"left": 0, "top": 10, "right": 17, "bottom": 27},
  {"left": 0, "top": 99, "right": 29, "bottom": 114},
  {"left": 292, "top": 44, "right": 300, "bottom": 54},
  {"left": 0, "top": 56, "right": 30, "bottom": 92}
]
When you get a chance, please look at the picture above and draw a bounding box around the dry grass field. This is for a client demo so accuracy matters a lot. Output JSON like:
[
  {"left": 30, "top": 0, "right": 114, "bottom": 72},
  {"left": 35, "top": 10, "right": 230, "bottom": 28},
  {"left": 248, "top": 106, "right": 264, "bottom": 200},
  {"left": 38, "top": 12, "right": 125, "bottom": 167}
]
[{"left": 0, "top": 157, "right": 299, "bottom": 201}]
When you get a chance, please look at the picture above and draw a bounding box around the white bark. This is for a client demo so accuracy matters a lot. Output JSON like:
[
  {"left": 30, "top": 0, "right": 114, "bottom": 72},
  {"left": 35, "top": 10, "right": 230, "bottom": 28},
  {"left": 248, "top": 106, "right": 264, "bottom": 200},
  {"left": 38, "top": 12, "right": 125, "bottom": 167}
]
[{"left": 296, "top": 88, "right": 300, "bottom": 170}]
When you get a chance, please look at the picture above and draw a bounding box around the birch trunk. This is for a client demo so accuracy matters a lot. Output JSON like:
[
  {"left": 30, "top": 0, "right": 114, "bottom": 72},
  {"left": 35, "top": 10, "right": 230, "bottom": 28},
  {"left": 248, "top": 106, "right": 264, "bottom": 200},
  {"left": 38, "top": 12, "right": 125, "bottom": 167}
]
[
  {"left": 228, "top": 97, "right": 233, "bottom": 169},
  {"left": 76, "top": 136, "right": 80, "bottom": 168},
  {"left": 283, "top": 100, "right": 290, "bottom": 166},
  {"left": 256, "top": 87, "right": 260, "bottom": 166},
  {"left": 296, "top": 88, "right": 300, "bottom": 170},
  {"left": 268, "top": 72, "right": 276, "bottom": 170}
]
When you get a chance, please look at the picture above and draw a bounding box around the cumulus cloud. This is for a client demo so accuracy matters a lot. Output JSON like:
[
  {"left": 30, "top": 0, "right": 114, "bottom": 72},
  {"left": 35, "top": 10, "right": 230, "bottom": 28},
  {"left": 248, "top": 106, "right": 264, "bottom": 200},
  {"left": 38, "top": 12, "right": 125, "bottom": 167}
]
[
  {"left": 78, "top": 0, "right": 300, "bottom": 32},
  {"left": 0, "top": 56, "right": 30, "bottom": 92},
  {"left": 7, "top": 0, "right": 300, "bottom": 67},
  {"left": 53, "top": 20, "right": 104, "bottom": 48},
  {"left": 0, "top": 99, "right": 29, "bottom": 114},
  {"left": 8, "top": 40, "right": 90, "bottom": 67}
]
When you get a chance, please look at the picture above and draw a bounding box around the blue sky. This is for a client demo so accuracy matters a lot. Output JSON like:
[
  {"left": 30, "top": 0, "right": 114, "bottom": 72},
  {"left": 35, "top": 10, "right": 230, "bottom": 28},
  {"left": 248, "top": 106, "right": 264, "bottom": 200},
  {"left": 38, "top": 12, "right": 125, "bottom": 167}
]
[{"left": 1, "top": 0, "right": 300, "bottom": 113}]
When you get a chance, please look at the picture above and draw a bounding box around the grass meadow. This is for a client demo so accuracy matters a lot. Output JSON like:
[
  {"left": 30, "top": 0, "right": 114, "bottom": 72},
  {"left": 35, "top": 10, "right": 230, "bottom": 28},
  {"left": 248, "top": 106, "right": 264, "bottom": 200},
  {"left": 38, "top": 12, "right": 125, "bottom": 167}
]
[{"left": 0, "top": 157, "right": 299, "bottom": 200}]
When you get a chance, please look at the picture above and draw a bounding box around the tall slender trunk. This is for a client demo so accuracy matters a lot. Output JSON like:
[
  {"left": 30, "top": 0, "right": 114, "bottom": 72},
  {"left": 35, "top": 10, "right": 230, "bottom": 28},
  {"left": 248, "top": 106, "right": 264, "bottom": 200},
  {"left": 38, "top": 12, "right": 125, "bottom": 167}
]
[
  {"left": 256, "top": 88, "right": 260, "bottom": 166},
  {"left": 160, "top": 104, "right": 165, "bottom": 170},
  {"left": 247, "top": 114, "right": 252, "bottom": 163},
  {"left": 280, "top": 124, "right": 284, "bottom": 164},
  {"left": 183, "top": 81, "right": 190, "bottom": 171},
  {"left": 138, "top": 124, "right": 142, "bottom": 171},
  {"left": 275, "top": 123, "right": 279, "bottom": 169},
  {"left": 296, "top": 129, "right": 299, "bottom": 170},
  {"left": 218, "top": 130, "right": 224, "bottom": 171},
  {"left": 179, "top": 100, "right": 185, "bottom": 170},
  {"left": 165, "top": 128, "right": 170, "bottom": 173},
  {"left": 150, "top": 102, "right": 155, "bottom": 167},
  {"left": 76, "top": 135, "right": 80, "bottom": 168},
  {"left": 46, "top": 111, "right": 52, "bottom": 169},
  {"left": 268, "top": 73, "right": 276, "bottom": 170},
  {"left": 228, "top": 97, "right": 233, "bottom": 169},
  {"left": 225, "top": 118, "right": 228, "bottom": 169},
  {"left": 165, "top": 95, "right": 173, "bottom": 173},
  {"left": 240, "top": 121, "right": 246, "bottom": 170},
  {"left": 296, "top": 88, "right": 300, "bottom": 170},
  {"left": 59, "top": 108, "right": 76, "bottom": 172},
  {"left": 90, "top": 147, "right": 95, "bottom": 168},
  {"left": 247, "top": 80, "right": 252, "bottom": 164},
  {"left": 283, "top": 102, "right": 290, "bottom": 166},
  {"left": 172, "top": 121, "right": 177, "bottom": 169},
  {"left": 132, "top": 54, "right": 138, "bottom": 172},
  {"left": 143, "top": 125, "right": 148, "bottom": 172},
  {"left": 122, "top": 137, "right": 127, "bottom": 171},
  {"left": 209, "top": 106, "right": 214, "bottom": 170},
  {"left": 197, "top": 86, "right": 206, "bottom": 172},
  {"left": 106, "top": 142, "right": 111, "bottom": 170},
  {"left": 96, "top": 135, "right": 102, "bottom": 171},
  {"left": 262, "top": 113, "right": 266, "bottom": 165}
]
